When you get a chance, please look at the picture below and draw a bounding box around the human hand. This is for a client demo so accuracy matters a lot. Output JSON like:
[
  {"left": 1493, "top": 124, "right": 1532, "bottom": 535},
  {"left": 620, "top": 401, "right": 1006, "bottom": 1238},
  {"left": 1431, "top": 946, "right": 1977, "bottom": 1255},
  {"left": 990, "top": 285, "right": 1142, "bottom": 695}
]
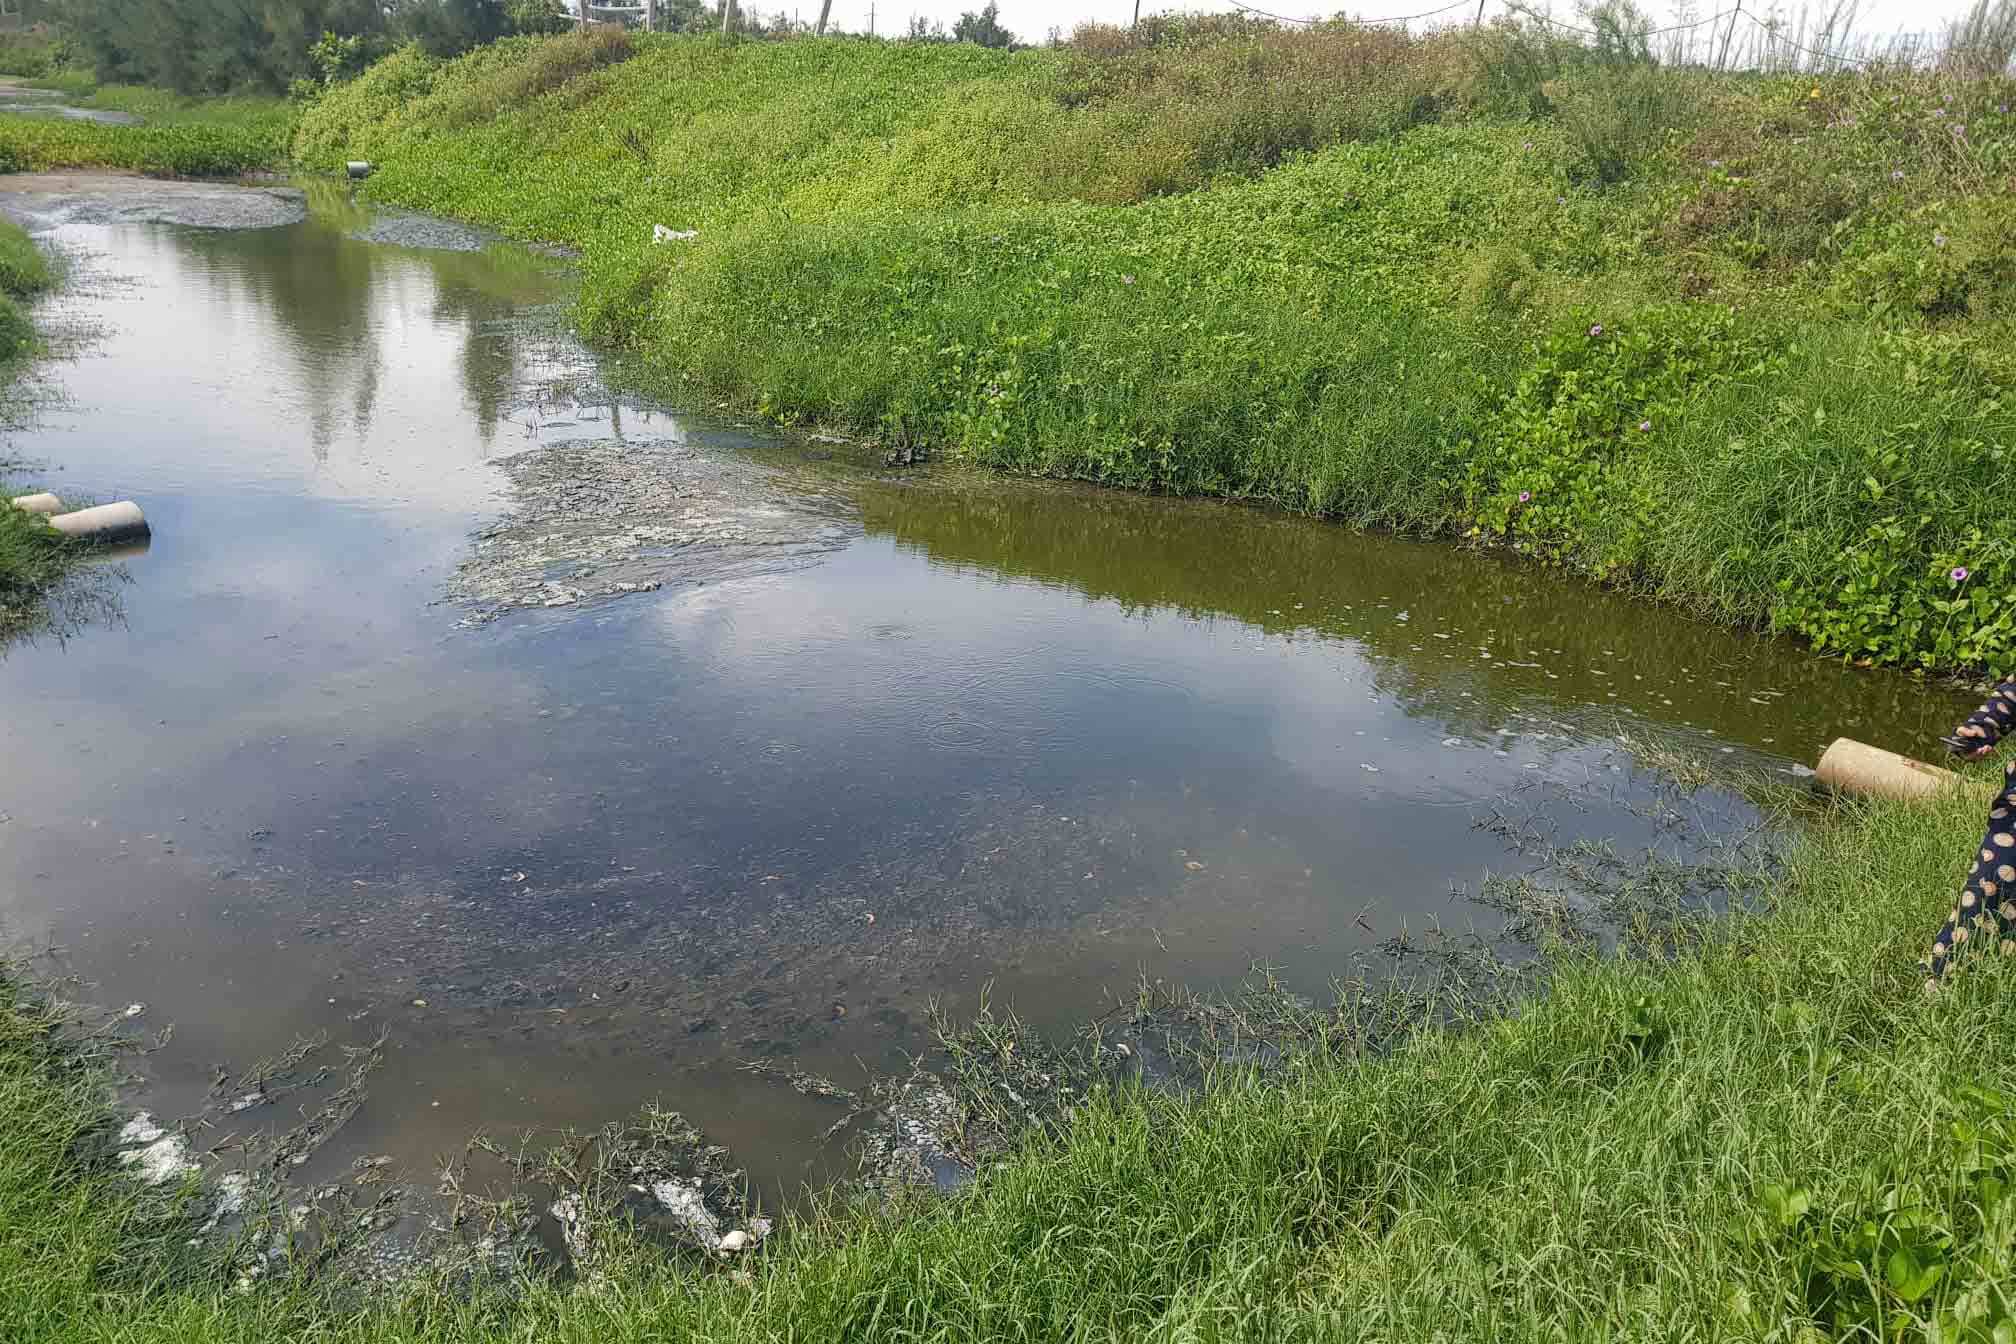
[{"left": 1943, "top": 731, "right": 1994, "bottom": 760}]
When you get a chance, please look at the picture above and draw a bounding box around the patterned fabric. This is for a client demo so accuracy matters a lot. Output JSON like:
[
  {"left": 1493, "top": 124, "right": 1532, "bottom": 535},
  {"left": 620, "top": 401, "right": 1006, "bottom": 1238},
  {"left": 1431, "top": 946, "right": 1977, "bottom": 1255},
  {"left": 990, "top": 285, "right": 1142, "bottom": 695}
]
[
  {"left": 1928, "top": 679, "right": 2016, "bottom": 984},
  {"left": 1953, "top": 680, "right": 2016, "bottom": 753}
]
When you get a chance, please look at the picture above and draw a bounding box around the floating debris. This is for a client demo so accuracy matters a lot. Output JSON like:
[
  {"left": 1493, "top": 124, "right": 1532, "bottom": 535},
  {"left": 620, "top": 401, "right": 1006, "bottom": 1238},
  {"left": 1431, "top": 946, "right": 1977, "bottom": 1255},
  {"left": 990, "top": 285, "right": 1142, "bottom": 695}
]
[{"left": 117, "top": 1113, "right": 197, "bottom": 1185}]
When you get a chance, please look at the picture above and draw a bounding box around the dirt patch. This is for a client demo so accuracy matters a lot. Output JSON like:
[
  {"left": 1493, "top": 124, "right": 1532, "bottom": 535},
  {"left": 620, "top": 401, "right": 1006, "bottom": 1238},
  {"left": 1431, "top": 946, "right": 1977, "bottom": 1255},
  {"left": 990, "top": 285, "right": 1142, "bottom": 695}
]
[
  {"left": 0, "top": 172, "right": 306, "bottom": 232},
  {"left": 346, "top": 209, "right": 496, "bottom": 253}
]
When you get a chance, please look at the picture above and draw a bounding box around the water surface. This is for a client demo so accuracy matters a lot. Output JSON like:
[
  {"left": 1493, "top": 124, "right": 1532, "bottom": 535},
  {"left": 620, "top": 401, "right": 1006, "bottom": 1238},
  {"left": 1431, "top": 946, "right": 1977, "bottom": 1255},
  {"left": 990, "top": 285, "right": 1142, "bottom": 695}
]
[{"left": 0, "top": 179, "right": 1973, "bottom": 1197}]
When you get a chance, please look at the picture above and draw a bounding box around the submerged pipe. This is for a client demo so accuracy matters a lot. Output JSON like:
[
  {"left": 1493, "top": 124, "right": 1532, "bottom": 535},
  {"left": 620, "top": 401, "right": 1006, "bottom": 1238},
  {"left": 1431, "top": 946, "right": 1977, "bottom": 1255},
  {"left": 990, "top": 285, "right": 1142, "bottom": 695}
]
[
  {"left": 1816, "top": 737, "right": 1977, "bottom": 802},
  {"left": 48, "top": 500, "right": 149, "bottom": 545},
  {"left": 9, "top": 491, "right": 61, "bottom": 514},
  {"left": 346, "top": 161, "right": 372, "bottom": 180}
]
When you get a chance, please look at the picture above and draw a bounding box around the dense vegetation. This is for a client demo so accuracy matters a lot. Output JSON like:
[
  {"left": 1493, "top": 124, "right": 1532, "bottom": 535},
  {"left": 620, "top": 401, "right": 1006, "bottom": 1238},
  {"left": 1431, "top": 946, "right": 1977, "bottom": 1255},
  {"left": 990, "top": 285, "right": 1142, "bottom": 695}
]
[
  {"left": 0, "top": 84, "right": 294, "bottom": 175},
  {"left": 7, "top": 782, "right": 2016, "bottom": 1340},
  {"left": 0, "top": 26, "right": 71, "bottom": 79},
  {"left": 0, "top": 215, "right": 68, "bottom": 640},
  {"left": 294, "top": 14, "right": 2016, "bottom": 675},
  {"left": 53, "top": 0, "right": 575, "bottom": 96}
]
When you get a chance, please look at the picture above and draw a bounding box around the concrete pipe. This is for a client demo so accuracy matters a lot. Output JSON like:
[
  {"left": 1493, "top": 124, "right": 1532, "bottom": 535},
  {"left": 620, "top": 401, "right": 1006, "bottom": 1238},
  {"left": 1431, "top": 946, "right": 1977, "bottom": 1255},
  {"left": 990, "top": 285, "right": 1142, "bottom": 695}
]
[
  {"left": 48, "top": 500, "right": 149, "bottom": 545},
  {"left": 346, "top": 161, "right": 373, "bottom": 180},
  {"left": 1815, "top": 737, "right": 1982, "bottom": 802},
  {"left": 9, "top": 492, "right": 61, "bottom": 514}
]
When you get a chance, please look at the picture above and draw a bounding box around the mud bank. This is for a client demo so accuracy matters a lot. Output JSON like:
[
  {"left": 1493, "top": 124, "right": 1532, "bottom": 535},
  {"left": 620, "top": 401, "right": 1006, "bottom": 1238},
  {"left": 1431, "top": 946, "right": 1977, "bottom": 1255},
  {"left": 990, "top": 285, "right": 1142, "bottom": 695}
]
[{"left": 0, "top": 171, "right": 306, "bottom": 231}]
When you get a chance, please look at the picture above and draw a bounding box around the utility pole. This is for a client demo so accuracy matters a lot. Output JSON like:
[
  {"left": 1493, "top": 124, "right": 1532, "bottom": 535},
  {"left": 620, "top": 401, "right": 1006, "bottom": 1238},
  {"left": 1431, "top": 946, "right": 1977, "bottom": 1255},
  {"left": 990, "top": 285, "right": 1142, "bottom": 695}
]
[
  {"left": 1716, "top": 1, "right": 1741, "bottom": 70},
  {"left": 645, "top": 0, "right": 654, "bottom": 32},
  {"left": 869, "top": 1, "right": 875, "bottom": 35},
  {"left": 815, "top": 0, "right": 832, "bottom": 34},
  {"left": 721, "top": 0, "right": 733, "bottom": 33},
  {"left": 1132, "top": 0, "right": 1140, "bottom": 27},
  {"left": 1474, "top": 0, "right": 1485, "bottom": 24}
]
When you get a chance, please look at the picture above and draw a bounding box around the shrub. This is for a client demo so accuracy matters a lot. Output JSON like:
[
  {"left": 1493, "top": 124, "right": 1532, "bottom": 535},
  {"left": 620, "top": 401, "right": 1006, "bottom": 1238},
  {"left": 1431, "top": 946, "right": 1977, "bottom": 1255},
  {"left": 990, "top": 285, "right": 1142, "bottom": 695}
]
[
  {"left": 1757, "top": 331, "right": 2016, "bottom": 670},
  {"left": 1462, "top": 304, "right": 1782, "bottom": 578},
  {"left": 0, "top": 29, "right": 69, "bottom": 79},
  {"left": 425, "top": 26, "right": 634, "bottom": 128},
  {"left": 1551, "top": 65, "right": 1706, "bottom": 185},
  {"left": 1834, "top": 196, "right": 2016, "bottom": 321},
  {"left": 290, "top": 43, "right": 441, "bottom": 169}
]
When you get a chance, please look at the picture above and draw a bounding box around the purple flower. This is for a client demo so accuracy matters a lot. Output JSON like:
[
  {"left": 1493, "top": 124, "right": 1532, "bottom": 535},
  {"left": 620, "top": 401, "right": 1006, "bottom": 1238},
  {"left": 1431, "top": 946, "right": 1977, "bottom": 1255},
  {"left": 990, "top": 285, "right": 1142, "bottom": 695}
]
[
  {"left": 1556, "top": 195, "right": 1566, "bottom": 205},
  {"left": 1638, "top": 420, "right": 1652, "bottom": 432},
  {"left": 1589, "top": 323, "right": 1604, "bottom": 337},
  {"left": 1953, "top": 566, "right": 1972, "bottom": 582},
  {"left": 1708, "top": 158, "right": 1723, "bottom": 168},
  {"left": 1522, "top": 140, "right": 1533, "bottom": 150},
  {"left": 1518, "top": 490, "right": 1532, "bottom": 504},
  {"left": 1121, "top": 274, "right": 1135, "bottom": 285},
  {"left": 1935, "top": 108, "right": 1947, "bottom": 117},
  {"left": 1891, "top": 169, "right": 1905, "bottom": 181},
  {"left": 2002, "top": 103, "right": 2010, "bottom": 114},
  {"left": 1935, "top": 231, "right": 1949, "bottom": 248},
  {"left": 1954, "top": 123, "right": 1968, "bottom": 137}
]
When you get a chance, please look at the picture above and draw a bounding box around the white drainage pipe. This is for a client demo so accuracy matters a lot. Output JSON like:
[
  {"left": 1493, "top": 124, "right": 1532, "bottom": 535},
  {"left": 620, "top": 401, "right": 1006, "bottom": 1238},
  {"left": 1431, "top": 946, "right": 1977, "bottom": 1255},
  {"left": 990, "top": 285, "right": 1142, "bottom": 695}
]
[{"left": 48, "top": 500, "right": 149, "bottom": 544}]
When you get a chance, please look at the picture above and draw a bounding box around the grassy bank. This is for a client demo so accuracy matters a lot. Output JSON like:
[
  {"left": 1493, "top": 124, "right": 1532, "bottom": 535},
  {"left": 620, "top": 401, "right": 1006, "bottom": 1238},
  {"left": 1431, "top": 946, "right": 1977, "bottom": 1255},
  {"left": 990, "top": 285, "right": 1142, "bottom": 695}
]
[
  {"left": 293, "top": 21, "right": 2016, "bottom": 675},
  {"left": 4, "top": 780, "right": 2015, "bottom": 1340},
  {"left": 0, "top": 80, "right": 292, "bottom": 176},
  {"left": 0, "top": 213, "right": 72, "bottom": 641}
]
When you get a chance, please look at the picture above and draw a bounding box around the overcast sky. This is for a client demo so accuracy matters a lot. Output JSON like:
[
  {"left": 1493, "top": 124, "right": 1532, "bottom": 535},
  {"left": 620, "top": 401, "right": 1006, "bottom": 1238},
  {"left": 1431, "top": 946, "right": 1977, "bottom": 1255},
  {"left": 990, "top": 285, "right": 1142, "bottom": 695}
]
[{"left": 790, "top": 0, "right": 1973, "bottom": 52}]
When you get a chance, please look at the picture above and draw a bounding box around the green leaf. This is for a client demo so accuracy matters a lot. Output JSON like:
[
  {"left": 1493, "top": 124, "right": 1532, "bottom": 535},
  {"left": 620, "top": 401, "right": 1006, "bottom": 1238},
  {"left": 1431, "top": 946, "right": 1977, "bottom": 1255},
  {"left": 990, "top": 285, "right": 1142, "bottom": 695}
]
[{"left": 1885, "top": 1246, "right": 1942, "bottom": 1303}]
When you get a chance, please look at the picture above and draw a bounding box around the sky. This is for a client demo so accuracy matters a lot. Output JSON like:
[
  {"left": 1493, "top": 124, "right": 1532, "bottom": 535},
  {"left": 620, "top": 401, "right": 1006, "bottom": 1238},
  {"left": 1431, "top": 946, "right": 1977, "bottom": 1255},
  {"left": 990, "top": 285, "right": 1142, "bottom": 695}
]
[{"left": 784, "top": 0, "right": 1976, "bottom": 51}]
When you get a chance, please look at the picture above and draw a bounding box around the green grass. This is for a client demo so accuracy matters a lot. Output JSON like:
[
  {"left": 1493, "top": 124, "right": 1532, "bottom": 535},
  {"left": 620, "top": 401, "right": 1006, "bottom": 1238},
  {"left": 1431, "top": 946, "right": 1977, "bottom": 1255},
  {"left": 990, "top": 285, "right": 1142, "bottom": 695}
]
[
  {"left": 0, "top": 81, "right": 293, "bottom": 176},
  {"left": 295, "top": 27, "right": 2016, "bottom": 674},
  {"left": 6, "top": 781, "right": 2016, "bottom": 1340},
  {"left": 0, "top": 213, "right": 69, "bottom": 640}
]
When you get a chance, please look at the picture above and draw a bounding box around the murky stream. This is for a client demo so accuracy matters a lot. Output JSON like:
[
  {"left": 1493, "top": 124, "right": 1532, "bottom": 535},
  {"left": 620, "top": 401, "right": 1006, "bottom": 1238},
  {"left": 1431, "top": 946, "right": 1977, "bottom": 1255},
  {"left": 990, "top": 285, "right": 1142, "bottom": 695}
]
[{"left": 0, "top": 175, "right": 1976, "bottom": 1204}]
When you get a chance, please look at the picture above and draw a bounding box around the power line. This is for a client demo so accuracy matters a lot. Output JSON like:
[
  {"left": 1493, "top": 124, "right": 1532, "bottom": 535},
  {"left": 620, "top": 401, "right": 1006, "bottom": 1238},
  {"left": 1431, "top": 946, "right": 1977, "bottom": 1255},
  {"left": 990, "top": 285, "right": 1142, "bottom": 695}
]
[
  {"left": 1508, "top": 3, "right": 1881, "bottom": 66},
  {"left": 1196, "top": 0, "right": 1892, "bottom": 69},
  {"left": 1512, "top": 5, "right": 1742, "bottom": 40},
  {"left": 1216, "top": 0, "right": 1475, "bottom": 29},
  {"left": 1736, "top": 9, "right": 1877, "bottom": 67}
]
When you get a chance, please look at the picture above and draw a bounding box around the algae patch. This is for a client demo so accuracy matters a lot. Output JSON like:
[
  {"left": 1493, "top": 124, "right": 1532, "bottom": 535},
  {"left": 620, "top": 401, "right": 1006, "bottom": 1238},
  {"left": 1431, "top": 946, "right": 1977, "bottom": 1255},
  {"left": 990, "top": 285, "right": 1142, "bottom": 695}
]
[{"left": 447, "top": 433, "right": 857, "bottom": 623}]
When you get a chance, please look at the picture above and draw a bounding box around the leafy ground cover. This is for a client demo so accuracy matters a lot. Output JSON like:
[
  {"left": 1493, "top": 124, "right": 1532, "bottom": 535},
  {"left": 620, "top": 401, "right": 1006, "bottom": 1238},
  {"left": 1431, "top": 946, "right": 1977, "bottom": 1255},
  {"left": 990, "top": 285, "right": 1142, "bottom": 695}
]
[
  {"left": 0, "top": 213, "right": 71, "bottom": 641},
  {"left": 0, "top": 81, "right": 293, "bottom": 175},
  {"left": 297, "top": 18, "right": 2016, "bottom": 674}
]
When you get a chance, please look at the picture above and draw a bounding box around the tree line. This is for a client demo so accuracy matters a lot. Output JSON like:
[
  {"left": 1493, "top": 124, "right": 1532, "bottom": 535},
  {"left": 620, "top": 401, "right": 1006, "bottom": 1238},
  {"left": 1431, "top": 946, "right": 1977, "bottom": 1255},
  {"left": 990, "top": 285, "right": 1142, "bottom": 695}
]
[
  {"left": 30, "top": 0, "right": 1022, "bottom": 97},
  {"left": 50, "top": 0, "right": 575, "bottom": 96}
]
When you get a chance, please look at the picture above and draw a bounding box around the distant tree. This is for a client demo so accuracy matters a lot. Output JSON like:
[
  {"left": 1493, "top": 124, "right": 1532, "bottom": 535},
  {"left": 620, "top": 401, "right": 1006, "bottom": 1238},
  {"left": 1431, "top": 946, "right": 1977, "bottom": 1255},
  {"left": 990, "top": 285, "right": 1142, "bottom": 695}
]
[
  {"left": 951, "top": 1, "right": 1011, "bottom": 48},
  {"left": 505, "top": 0, "right": 575, "bottom": 36},
  {"left": 64, "top": 0, "right": 389, "bottom": 94},
  {"left": 60, "top": 0, "right": 582, "bottom": 93},
  {"left": 653, "top": 0, "right": 710, "bottom": 30},
  {"left": 389, "top": 0, "right": 511, "bottom": 58},
  {"left": 905, "top": 14, "right": 949, "bottom": 40}
]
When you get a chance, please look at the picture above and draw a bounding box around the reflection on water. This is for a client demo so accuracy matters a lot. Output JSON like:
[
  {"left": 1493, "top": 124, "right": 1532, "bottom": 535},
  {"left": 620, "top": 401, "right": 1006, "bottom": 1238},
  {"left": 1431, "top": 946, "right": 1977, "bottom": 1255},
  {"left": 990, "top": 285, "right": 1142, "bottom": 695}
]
[{"left": 0, "top": 179, "right": 1976, "bottom": 1199}]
